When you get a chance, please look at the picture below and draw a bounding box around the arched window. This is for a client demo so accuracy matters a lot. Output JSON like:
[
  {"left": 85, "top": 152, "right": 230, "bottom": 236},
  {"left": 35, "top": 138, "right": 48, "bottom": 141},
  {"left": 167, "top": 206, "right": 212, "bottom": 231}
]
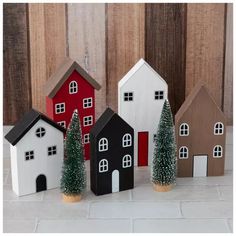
[
  {"left": 213, "top": 145, "right": 223, "bottom": 158},
  {"left": 99, "top": 138, "right": 108, "bottom": 152},
  {"left": 69, "top": 81, "right": 78, "bottom": 94},
  {"left": 99, "top": 159, "right": 108, "bottom": 172},
  {"left": 122, "top": 155, "right": 132, "bottom": 168},
  {"left": 179, "top": 123, "right": 189, "bottom": 136},
  {"left": 179, "top": 146, "right": 188, "bottom": 159},
  {"left": 122, "top": 134, "right": 132, "bottom": 147},
  {"left": 214, "top": 122, "right": 224, "bottom": 135}
]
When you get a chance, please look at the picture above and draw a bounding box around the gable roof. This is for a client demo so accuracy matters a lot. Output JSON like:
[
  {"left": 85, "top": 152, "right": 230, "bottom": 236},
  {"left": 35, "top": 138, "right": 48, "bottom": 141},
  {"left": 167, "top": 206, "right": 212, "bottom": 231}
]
[
  {"left": 5, "top": 109, "right": 66, "bottom": 146},
  {"left": 118, "top": 58, "right": 167, "bottom": 88},
  {"left": 90, "top": 107, "right": 133, "bottom": 137},
  {"left": 44, "top": 58, "right": 101, "bottom": 98},
  {"left": 175, "top": 81, "right": 225, "bottom": 122}
]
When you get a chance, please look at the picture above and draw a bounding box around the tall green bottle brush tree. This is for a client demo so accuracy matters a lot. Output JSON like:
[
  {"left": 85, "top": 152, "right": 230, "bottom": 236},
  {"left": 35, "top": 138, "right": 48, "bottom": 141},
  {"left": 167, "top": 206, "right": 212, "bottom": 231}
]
[
  {"left": 152, "top": 100, "right": 176, "bottom": 192},
  {"left": 60, "top": 109, "right": 86, "bottom": 202}
]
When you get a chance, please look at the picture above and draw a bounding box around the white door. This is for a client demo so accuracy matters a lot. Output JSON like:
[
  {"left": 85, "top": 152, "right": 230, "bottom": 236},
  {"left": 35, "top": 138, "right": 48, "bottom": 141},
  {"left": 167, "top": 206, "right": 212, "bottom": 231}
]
[
  {"left": 193, "top": 155, "right": 207, "bottom": 177},
  {"left": 112, "top": 170, "right": 119, "bottom": 193}
]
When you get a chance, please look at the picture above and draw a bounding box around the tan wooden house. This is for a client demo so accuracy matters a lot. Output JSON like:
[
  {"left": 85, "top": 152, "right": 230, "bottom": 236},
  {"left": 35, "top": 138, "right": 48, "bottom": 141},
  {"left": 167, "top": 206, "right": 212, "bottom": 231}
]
[{"left": 175, "top": 82, "right": 226, "bottom": 177}]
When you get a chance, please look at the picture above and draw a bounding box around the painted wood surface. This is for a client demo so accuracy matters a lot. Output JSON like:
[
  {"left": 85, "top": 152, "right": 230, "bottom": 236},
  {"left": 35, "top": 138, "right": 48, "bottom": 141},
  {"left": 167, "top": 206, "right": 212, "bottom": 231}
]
[{"left": 3, "top": 4, "right": 31, "bottom": 125}]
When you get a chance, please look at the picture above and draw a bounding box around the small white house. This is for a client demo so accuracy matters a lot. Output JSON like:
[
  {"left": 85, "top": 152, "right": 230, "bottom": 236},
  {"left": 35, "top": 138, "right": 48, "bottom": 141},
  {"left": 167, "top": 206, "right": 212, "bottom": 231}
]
[
  {"left": 5, "top": 109, "right": 65, "bottom": 196},
  {"left": 118, "top": 58, "right": 168, "bottom": 166}
]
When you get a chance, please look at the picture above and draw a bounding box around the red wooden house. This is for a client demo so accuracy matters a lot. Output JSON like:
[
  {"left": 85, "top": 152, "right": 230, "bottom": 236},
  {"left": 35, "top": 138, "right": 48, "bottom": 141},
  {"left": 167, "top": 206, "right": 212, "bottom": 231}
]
[{"left": 44, "top": 58, "right": 101, "bottom": 160}]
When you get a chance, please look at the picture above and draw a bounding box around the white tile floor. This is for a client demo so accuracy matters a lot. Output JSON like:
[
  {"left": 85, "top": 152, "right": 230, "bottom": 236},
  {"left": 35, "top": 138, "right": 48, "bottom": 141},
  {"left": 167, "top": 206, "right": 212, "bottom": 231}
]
[{"left": 3, "top": 126, "right": 233, "bottom": 233}]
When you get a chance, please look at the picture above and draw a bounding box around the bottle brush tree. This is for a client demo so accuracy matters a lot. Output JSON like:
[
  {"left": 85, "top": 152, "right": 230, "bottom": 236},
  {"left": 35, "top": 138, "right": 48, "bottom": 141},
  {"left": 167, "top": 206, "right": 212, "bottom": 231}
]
[
  {"left": 152, "top": 99, "right": 176, "bottom": 192},
  {"left": 60, "top": 109, "right": 86, "bottom": 202}
]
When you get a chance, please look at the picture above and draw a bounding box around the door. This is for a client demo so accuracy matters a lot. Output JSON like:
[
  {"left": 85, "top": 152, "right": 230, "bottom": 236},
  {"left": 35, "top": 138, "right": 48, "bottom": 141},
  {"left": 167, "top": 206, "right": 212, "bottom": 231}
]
[
  {"left": 112, "top": 170, "right": 119, "bottom": 193},
  {"left": 138, "top": 132, "right": 149, "bottom": 166},
  {"left": 193, "top": 155, "right": 208, "bottom": 177},
  {"left": 36, "top": 174, "right": 47, "bottom": 192}
]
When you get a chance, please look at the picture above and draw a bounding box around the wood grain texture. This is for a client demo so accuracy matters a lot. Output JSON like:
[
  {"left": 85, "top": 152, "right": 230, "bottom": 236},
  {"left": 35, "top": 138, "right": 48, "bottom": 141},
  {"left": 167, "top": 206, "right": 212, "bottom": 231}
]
[
  {"left": 67, "top": 3, "right": 106, "bottom": 120},
  {"left": 185, "top": 3, "right": 226, "bottom": 108},
  {"left": 145, "top": 3, "right": 187, "bottom": 115},
  {"left": 107, "top": 3, "right": 145, "bottom": 112},
  {"left": 3, "top": 4, "right": 31, "bottom": 125},
  {"left": 223, "top": 4, "right": 233, "bottom": 125},
  {"left": 28, "top": 3, "right": 67, "bottom": 114}
]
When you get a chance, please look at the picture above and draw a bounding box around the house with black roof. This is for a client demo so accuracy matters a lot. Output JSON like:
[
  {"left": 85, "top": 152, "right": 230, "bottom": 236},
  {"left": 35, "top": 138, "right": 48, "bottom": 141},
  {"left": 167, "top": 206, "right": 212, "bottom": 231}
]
[
  {"left": 5, "top": 109, "right": 66, "bottom": 196},
  {"left": 90, "top": 108, "right": 134, "bottom": 196}
]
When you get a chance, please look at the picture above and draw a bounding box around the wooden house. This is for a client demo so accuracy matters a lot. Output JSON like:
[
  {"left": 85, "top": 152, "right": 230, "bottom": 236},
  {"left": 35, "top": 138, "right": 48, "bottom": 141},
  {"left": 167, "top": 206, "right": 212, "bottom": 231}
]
[
  {"left": 44, "top": 58, "right": 101, "bottom": 160},
  {"left": 90, "top": 108, "right": 134, "bottom": 196},
  {"left": 175, "top": 82, "right": 226, "bottom": 177},
  {"left": 118, "top": 58, "right": 168, "bottom": 166},
  {"left": 5, "top": 109, "right": 66, "bottom": 196}
]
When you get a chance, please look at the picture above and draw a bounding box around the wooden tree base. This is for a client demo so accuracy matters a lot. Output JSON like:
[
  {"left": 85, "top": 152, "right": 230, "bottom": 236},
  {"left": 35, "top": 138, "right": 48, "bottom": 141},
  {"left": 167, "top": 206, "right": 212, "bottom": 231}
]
[
  {"left": 62, "top": 194, "right": 82, "bottom": 203},
  {"left": 153, "top": 183, "right": 173, "bottom": 192}
]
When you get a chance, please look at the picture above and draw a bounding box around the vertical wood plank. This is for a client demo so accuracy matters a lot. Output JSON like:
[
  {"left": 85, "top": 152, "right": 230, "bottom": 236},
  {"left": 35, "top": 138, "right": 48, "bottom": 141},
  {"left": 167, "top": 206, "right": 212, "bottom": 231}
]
[
  {"left": 67, "top": 3, "right": 106, "bottom": 119},
  {"left": 107, "top": 3, "right": 145, "bottom": 112},
  {"left": 223, "top": 4, "right": 233, "bottom": 125},
  {"left": 28, "top": 3, "right": 67, "bottom": 114},
  {"left": 185, "top": 3, "right": 226, "bottom": 108},
  {"left": 145, "top": 3, "right": 187, "bottom": 115},
  {"left": 3, "top": 3, "right": 31, "bottom": 125}
]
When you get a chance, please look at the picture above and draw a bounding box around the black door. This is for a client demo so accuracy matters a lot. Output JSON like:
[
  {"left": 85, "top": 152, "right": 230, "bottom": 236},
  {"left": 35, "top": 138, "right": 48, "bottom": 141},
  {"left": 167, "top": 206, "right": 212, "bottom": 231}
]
[{"left": 36, "top": 174, "right": 47, "bottom": 192}]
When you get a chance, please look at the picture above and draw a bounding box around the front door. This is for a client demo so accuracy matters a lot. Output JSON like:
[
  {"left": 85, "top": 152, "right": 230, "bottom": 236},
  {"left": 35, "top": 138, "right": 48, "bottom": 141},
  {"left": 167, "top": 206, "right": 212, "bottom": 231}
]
[
  {"left": 36, "top": 174, "right": 47, "bottom": 192},
  {"left": 138, "top": 132, "right": 149, "bottom": 166},
  {"left": 193, "top": 155, "right": 208, "bottom": 177},
  {"left": 112, "top": 170, "right": 119, "bottom": 193}
]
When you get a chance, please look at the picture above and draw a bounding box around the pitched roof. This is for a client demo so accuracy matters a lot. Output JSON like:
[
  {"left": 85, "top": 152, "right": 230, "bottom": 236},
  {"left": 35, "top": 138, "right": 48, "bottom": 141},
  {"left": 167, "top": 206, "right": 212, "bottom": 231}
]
[
  {"left": 44, "top": 58, "right": 101, "bottom": 98},
  {"left": 5, "top": 109, "right": 66, "bottom": 146}
]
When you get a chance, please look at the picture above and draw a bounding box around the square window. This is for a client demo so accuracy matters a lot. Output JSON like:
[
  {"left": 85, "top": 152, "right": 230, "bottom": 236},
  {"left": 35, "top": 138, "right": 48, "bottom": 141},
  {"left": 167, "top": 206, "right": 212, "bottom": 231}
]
[
  {"left": 48, "top": 146, "right": 57, "bottom": 156},
  {"left": 155, "top": 91, "right": 164, "bottom": 100},
  {"left": 124, "top": 92, "right": 133, "bottom": 101},
  {"left": 83, "top": 116, "right": 93, "bottom": 127},
  {"left": 83, "top": 98, "right": 93, "bottom": 108},
  {"left": 57, "top": 121, "right": 66, "bottom": 128},
  {"left": 55, "top": 103, "right": 65, "bottom": 114},
  {"left": 25, "top": 150, "right": 34, "bottom": 161}
]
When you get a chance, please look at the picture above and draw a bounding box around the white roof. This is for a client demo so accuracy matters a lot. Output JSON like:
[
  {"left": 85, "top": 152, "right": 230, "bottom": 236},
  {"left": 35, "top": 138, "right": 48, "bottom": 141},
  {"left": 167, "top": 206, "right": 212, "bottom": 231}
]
[{"left": 118, "top": 58, "right": 167, "bottom": 88}]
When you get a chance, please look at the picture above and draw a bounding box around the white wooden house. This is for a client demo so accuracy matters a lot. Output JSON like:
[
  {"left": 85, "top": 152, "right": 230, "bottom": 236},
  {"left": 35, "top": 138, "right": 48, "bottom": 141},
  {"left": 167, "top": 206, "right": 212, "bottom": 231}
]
[
  {"left": 5, "top": 109, "right": 65, "bottom": 196},
  {"left": 118, "top": 58, "right": 168, "bottom": 166}
]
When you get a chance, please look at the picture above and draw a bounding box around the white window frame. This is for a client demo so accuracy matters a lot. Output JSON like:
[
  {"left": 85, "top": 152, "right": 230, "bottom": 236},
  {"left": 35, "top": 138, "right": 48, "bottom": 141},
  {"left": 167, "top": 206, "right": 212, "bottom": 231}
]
[
  {"left": 57, "top": 121, "right": 66, "bottom": 128},
  {"left": 124, "top": 92, "right": 133, "bottom": 102},
  {"left": 213, "top": 145, "right": 223, "bottom": 158},
  {"left": 99, "top": 159, "right": 108, "bottom": 173},
  {"left": 35, "top": 127, "right": 46, "bottom": 138},
  {"left": 83, "top": 97, "right": 93, "bottom": 109},
  {"left": 154, "top": 90, "right": 164, "bottom": 100},
  {"left": 122, "top": 154, "right": 132, "bottom": 168},
  {"left": 83, "top": 115, "right": 93, "bottom": 127},
  {"left": 179, "top": 123, "right": 189, "bottom": 136},
  {"left": 179, "top": 146, "right": 188, "bottom": 159},
  {"left": 83, "top": 133, "right": 90, "bottom": 144},
  {"left": 99, "top": 138, "right": 108, "bottom": 152},
  {"left": 214, "top": 122, "right": 224, "bottom": 135},
  {"left": 122, "top": 133, "right": 132, "bottom": 147},
  {"left": 48, "top": 146, "right": 57, "bottom": 156},
  {"left": 55, "top": 103, "right": 65, "bottom": 114},
  {"left": 25, "top": 150, "right": 34, "bottom": 161},
  {"left": 69, "top": 81, "right": 78, "bottom": 94}
]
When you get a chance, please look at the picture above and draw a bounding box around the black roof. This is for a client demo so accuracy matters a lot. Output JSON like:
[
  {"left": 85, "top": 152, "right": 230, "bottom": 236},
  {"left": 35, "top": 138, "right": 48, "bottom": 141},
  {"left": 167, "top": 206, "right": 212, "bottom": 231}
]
[
  {"left": 90, "top": 107, "right": 133, "bottom": 137},
  {"left": 5, "top": 109, "right": 66, "bottom": 146}
]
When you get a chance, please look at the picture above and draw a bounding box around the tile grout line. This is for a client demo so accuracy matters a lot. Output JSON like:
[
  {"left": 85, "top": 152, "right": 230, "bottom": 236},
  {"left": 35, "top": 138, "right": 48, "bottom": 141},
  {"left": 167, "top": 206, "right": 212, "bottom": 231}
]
[
  {"left": 130, "top": 218, "right": 134, "bottom": 233},
  {"left": 33, "top": 217, "right": 39, "bottom": 233},
  {"left": 87, "top": 202, "right": 91, "bottom": 219},
  {"left": 226, "top": 218, "right": 233, "bottom": 233},
  {"left": 216, "top": 185, "right": 223, "bottom": 200}
]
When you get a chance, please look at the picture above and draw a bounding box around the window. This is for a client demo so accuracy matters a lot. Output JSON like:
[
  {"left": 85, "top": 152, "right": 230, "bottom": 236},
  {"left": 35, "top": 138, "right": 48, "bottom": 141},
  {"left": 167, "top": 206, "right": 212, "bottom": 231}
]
[
  {"left": 83, "top": 97, "right": 93, "bottom": 108},
  {"left": 179, "top": 146, "right": 188, "bottom": 159},
  {"left": 69, "top": 81, "right": 78, "bottom": 94},
  {"left": 124, "top": 92, "right": 133, "bottom": 101},
  {"left": 155, "top": 91, "right": 164, "bottom": 100},
  {"left": 35, "top": 127, "right": 46, "bottom": 138},
  {"left": 55, "top": 103, "right": 65, "bottom": 114},
  {"left": 179, "top": 123, "right": 189, "bottom": 136},
  {"left": 83, "top": 134, "right": 90, "bottom": 144},
  {"left": 48, "top": 146, "right": 57, "bottom": 156},
  {"left": 122, "top": 134, "right": 132, "bottom": 147},
  {"left": 25, "top": 151, "right": 34, "bottom": 161},
  {"left": 57, "top": 121, "right": 66, "bottom": 128},
  {"left": 83, "top": 115, "right": 93, "bottom": 126},
  {"left": 213, "top": 145, "right": 223, "bottom": 158},
  {"left": 99, "top": 159, "right": 108, "bottom": 173},
  {"left": 122, "top": 154, "right": 132, "bottom": 168},
  {"left": 214, "top": 122, "right": 224, "bottom": 135},
  {"left": 153, "top": 134, "right": 157, "bottom": 142},
  {"left": 99, "top": 138, "right": 108, "bottom": 152}
]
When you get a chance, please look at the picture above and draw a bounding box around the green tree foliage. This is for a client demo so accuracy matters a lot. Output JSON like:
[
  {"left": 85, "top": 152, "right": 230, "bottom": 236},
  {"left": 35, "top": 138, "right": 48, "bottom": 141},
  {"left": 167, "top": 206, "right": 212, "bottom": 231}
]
[
  {"left": 152, "top": 100, "right": 176, "bottom": 186},
  {"left": 60, "top": 109, "right": 86, "bottom": 195}
]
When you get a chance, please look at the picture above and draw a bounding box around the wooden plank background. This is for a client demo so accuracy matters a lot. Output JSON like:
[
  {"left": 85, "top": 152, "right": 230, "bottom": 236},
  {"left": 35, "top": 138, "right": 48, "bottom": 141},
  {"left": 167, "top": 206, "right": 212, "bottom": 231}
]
[{"left": 3, "top": 3, "right": 233, "bottom": 125}]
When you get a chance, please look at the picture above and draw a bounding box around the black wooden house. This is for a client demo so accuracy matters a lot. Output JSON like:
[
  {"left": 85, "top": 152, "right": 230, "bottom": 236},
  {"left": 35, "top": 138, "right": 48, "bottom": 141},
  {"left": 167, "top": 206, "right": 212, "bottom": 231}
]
[{"left": 90, "top": 108, "right": 134, "bottom": 195}]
